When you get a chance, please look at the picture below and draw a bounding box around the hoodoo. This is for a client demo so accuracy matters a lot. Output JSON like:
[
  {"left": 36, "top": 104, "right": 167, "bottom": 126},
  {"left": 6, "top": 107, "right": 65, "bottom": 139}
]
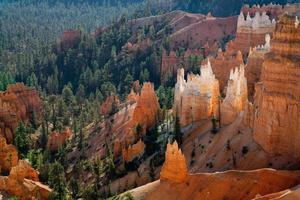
[{"left": 174, "top": 60, "right": 220, "bottom": 128}]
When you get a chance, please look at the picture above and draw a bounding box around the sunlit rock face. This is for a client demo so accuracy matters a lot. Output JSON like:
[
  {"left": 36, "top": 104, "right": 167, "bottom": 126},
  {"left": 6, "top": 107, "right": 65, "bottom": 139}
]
[
  {"left": 221, "top": 64, "right": 248, "bottom": 125},
  {"left": 245, "top": 34, "right": 271, "bottom": 100},
  {"left": 160, "top": 141, "right": 188, "bottom": 183},
  {"left": 206, "top": 50, "right": 244, "bottom": 92},
  {"left": 122, "top": 139, "right": 145, "bottom": 163},
  {"left": 227, "top": 10, "right": 275, "bottom": 56},
  {"left": 0, "top": 135, "right": 51, "bottom": 199},
  {"left": 0, "top": 160, "right": 51, "bottom": 200},
  {"left": 252, "top": 13, "right": 300, "bottom": 161},
  {"left": 174, "top": 60, "right": 220, "bottom": 128},
  {"left": 0, "top": 83, "right": 42, "bottom": 143}
]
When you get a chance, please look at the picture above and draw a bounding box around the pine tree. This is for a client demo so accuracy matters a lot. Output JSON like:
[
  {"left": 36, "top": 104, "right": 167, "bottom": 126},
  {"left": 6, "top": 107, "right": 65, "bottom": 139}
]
[{"left": 14, "top": 122, "right": 31, "bottom": 157}]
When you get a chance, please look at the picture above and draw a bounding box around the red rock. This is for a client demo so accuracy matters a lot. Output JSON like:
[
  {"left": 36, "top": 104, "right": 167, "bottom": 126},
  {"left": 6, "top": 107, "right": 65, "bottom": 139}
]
[
  {"left": 207, "top": 50, "right": 244, "bottom": 92},
  {"left": 252, "top": 13, "right": 300, "bottom": 161},
  {"left": 100, "top": 94, "right": 120, "bottom": 116},
  {"left": 47, "top": 128, "right": 72, "bottom": 152},
  {"left": 0, "top": 135, "right": 18, "bottom": 174},
  {"left": 160, "top": 141, "right": 188, "bottom": 183},
  {"left": 0, "top": 83, "right": 42, "bottom": 143},
  {"left": 0, "top": 160, "right": 51, "bottom": 200},
  {"left": 138, "top": 169, "right": 300, "bottom": 200},
  {"left": 122, "top": 139, "right": 145, "bottom": 163}
]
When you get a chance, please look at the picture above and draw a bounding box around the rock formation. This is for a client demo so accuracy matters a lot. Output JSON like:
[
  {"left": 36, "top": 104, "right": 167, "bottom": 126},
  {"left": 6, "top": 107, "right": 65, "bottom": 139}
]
[
  {"left": 221, "top": 64, "right": 248, "bottom": 125},
  {"left": 227, "top": 11, "right": 275, "bottom": 56},
  {"left": 245, "top": 34, "right": 271, "bottom": 100},
  {"left": 160, "top": 49, "right": 204, "bottom": 83},
  {"left": 100, "top": 94, "right": 120, "bottom": 117},
  {"left": 122, "top": 139, "right": 145, "bottom": 163},
  {"left": 0, "top": 160, "right": 51, "bottom": 200},
  {"left": 252, "top": 13, "right": 300, "bottom": 161},
  {"left": 160, "top": 141, "right": 188, "bottom": 183},
  {"left": 47, "top": 128, "right": 72, "bottom": 152},
  {"left": 0, "top": 134, "right": 51, "bottom": 199},
  {"left": 0, "top": 83, "right": 42, "bottom": 143},
  {"left": 174, "top": 60, "right": 220, "bottom": 128},
  {"left": 133, "top": 169, "right": 300, "bottom": 200},
  {"left": 0, "top": 135, "right": 18, "bottom": 174},
  {"left": 207, "top": 50, "right": 244, "bottom": 92}
]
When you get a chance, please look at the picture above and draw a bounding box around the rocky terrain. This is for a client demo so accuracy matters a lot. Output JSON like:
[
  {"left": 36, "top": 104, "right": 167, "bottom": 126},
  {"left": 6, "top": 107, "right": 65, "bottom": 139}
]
[
  {"left": 0, "top": 84, "right": 50, "bottom": 199},
  {"left": 121, "top": 6, "right": 300, "bottom": 200},
  {"left": 0, "top": 83, "right": 42, "bottom": 143}
]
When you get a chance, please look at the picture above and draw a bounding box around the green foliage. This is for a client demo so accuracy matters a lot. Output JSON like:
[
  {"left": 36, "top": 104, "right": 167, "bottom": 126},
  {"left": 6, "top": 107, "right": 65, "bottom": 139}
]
[
  {"left": 13, "top": 122, "right": 31, "bottom": 158},
  {"left": 48, "top": 161, "right": 68, "bottom": 200},
  {"left": 0, "top": 71, "right": 15, "bottom": 91}
]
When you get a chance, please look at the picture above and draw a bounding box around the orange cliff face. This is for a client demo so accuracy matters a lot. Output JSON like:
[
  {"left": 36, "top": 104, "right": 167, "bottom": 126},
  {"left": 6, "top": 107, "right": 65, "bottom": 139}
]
[
  {"left": 174, "top": 60, "right": 220, "bottom": 128},
  {"left": 160, "top": 141, "right": 188, "bottom": 183},
  {"left": 0, "top": 83, "right": 42, "bottom": 143},
  {"left": 252, "top": 13, "right": 300, "bottom": 161},
  {"left": 47, "top": 128, "right": 72, "bottom": 152},
  {"left": 221, "top": 64, "right": 248, "bottom": 125},
  {"left": 206, "top": 50, "right": 244, "bottom": 92},
  {"left": 245, "top": 34, "right": 271, "bottom": 100},
  {"left": 0, "top": 135, "right": 51, "bottom": 199},
  {"left": 227, "top": 10, "right": 275, "bottom": 57}
]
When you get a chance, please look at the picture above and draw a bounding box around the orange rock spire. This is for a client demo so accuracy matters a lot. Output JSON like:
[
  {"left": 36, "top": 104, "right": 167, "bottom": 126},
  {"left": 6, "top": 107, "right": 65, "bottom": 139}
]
[{"left": 160, "top": 141, "right": 188, "bottom": 183}]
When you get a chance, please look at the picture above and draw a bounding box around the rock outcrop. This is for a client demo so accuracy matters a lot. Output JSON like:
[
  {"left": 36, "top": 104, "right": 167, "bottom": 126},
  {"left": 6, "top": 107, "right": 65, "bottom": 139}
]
[
  {"left": 0, "top": 136, "right": 18, "bottom": 174},
  {"left": 0, "top": 83, "right": 42, "bottom": 143},
  {"left": 100, "top": 94, "right": 120, "bottom": 117},
  {"left": 174, "top": 60, "right": 220, "bottom": 128},
  {"left": 160, "top": 49, "right": 203, "bottom": 83},
  {"left": 221, "top": 64, "right": 248, "bottom": 125},
  {"left": 227, "top": 11, "right": 275, "bottom": 56},
  {"left": 132, "top": 169, "right": 300, "bottom": 200},
  {"left": 160, "top": 141, "right": 188, "bottom": 183},
  {"left": 245, "top": 34, "right": 271, "bottom": 100},
  {"left": 0, "top": 135, "right": 51, "bottom": 199},
  {"left": 122, "top": 139, "right": 145, "bottom": 163},
  {"left": 252, "top": 13, "right": 300, "bottom": 161},
  {"left": 47, "top": 128, "right": 72, "bottom": 152},
  {"left": 0, "top": 160, "right": 51, "bottom": 200},
  {"left": 206, "top": 50, "right": 244, "bottom": 92}
]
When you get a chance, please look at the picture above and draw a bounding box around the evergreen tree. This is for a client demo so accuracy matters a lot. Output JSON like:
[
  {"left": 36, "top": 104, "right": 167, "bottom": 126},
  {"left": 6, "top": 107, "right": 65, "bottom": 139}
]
[
  {"left": 13, "top": 122, "right": 31, "bottom": 157},
  {"left": 48, "top": 161, "right": 67, "bottom": 200}
]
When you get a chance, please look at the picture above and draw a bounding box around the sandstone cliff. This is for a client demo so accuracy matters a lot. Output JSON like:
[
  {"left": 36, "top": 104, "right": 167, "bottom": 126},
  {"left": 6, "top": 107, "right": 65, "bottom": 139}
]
[
  {"left": 245, "top": 34, "right": 270, "bottom": 100},
  {"left": 122, "top": 139, "right": 145, "bottom": 163},
  {"left": 0, "top": 83, "right": 42, "bottom": 143},
  {"left": 0, "top": 135, "right": 51, "bottom": 199},
  {"left": 207, "top": 50, "right": 244, "bottom": 92},
  {"left": 252, "top": 13, "right": 300, "bottom": 161},
  {"left": 47, "top": 128, "right": 72, "bottom": 152},
  {"left": 174, "top": 60, "right": 220, "bottom": 128},
  {"left": 227, "top": 11, "right": 275, "bottom": 56}
]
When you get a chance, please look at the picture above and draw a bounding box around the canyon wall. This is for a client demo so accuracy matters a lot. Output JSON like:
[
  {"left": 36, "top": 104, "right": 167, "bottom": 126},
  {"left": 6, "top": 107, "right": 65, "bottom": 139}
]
[
  {"left": 0, "top": 83, "right": 42, "bottom": 143},
  {"left": 252, "top": 13, "right": 300, "bottom": 161},
  {"left": 174, "top": 60, "right": 220, "bottom": 128},
  {"left": 245, "top": 34, "right": 271, "bottom": 100}
]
